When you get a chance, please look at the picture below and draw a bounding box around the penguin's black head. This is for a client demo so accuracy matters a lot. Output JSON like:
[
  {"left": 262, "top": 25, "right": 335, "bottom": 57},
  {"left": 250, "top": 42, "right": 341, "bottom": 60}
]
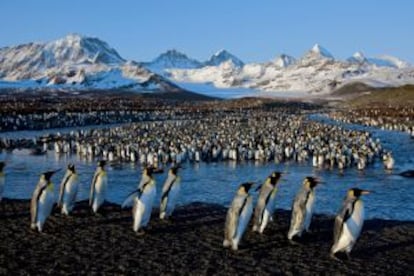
[
  {"left": 171, "top": 165, "right": 180, "bottom": 175},
  {"left": 42, "top": 169, "right": 60, "bottom": 181},
  {"left": 68, "top": 163, "right": 76, "bottom": 173},
  {"left": 349, "top": 188, "right": 371, "bottom": 198},
  {"left": 305, "top": 176, "right": 320, "bottom": 189},
  {"left": 269, "top": 171, "right": 282, "bottom": 185},
  {"left": 240, "top": 182, "right": 254, "bottom": 193},
  {"left": 0, "top": 161, "right": 5, "bottom": 172},
  {"left": 98, "top": 160, "right": 106, "bottom": 168}
]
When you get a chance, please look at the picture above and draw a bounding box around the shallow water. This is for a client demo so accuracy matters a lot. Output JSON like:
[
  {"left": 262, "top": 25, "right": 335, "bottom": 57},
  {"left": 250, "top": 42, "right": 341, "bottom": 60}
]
[{"left": 1, "top": 114, "right": 413, "bottom": 221}]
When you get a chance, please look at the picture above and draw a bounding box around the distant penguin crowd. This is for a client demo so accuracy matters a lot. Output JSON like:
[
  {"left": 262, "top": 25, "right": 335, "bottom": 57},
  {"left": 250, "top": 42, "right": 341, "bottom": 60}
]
[
  {"left": 0, "top": 110, "right": 395, "bottom": 174},
  {"left": 1, "top": 161, "right": 372, "bottom": 261},
  {"left": 328, "top": 107, "right": 414, "bottom": 137}
]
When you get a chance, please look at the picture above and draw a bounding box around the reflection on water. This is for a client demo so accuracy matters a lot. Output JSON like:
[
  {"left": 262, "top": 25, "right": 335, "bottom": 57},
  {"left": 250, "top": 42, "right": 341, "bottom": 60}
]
[{"left": 1, "top": 114, "right": 413, "bottom": 221}]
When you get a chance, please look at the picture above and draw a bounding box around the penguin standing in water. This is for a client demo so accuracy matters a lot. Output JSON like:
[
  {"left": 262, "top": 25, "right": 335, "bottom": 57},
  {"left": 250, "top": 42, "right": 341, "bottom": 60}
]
[
  {"left": 288, "top": 176, "right": 321, "bottom": 241},
  {"left": 159, "top": 166, "right": 181, "bottom": 220},
  {"left": 89, "top": 161, "right": 108, "bottom": 214},
  {"left": 383, "top": 152, "right": 395, "bottom": 171},
  {"left": 223, "top": 182, "right": 254, "bottom": 251},
  {"left": 30, "top": 170, "right": 59, "bottom": 232},
  {"left": 331, "top": 188, "right": 371, "bottom": 260},
  {"left": 252, "top": 171, "right": 282, "bottom": 234},
  {"left": 122, "top": 167, "right": 156, "bottom": 233},
  {"left": 0, "top": 162, "right": 5, "bottom": 202},
  {"left": 58, "top": 164, "right": 78, "bottom": 215}
]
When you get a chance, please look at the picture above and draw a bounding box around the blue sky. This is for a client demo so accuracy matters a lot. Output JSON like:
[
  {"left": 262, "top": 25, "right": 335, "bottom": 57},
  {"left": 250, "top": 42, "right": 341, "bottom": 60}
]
[{"left": 0, "top": 0, "right": 413, "bottom": 63}]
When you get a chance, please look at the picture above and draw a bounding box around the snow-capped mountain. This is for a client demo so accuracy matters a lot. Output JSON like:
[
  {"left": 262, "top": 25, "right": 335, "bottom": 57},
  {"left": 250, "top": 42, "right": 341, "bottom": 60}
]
[
  {"left": 203, "top": 50, "right": 244, "bottom": 68},
  {"left": 166, "top": 44, "right": 414, "bottom": 94},
  {"left": 0, "top": 34, "right": 184, "bottom": 92},
  {"left": 273, "top": 54, "right": 296, "bottom": 68},
  {"left": 347, "top": 51, "right": 368, "bottom": 64},
  {"left": 143, "top": 49, "right": 202, "bottom": 73},
  {"left": 347, "top": 51, "right": 409, "bottom": 69},
  {"left": 1, "top": 35, "right": 413, "bottom": 95}
]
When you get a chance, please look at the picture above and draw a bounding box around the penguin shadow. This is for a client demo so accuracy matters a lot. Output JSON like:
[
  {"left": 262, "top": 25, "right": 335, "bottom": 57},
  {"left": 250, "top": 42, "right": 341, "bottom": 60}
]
[{"left": 351, "top": 219, "right": 414, "bottom": 260}]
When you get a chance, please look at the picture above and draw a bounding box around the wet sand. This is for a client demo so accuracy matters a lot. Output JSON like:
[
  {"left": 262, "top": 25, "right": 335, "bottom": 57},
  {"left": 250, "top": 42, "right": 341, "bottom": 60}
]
[{"left": 0, "top": 199, "right": 413, "bottom": 275}]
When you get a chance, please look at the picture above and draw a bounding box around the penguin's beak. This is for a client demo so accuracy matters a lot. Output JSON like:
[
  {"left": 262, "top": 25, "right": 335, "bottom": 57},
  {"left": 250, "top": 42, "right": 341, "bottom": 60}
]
[{"left": 361, "top": 190, "right": 371, "bottom": 195}]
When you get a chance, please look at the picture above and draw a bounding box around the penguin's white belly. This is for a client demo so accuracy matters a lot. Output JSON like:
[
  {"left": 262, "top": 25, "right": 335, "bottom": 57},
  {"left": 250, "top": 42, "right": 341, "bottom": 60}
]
[
  {"left": 37, "top": 190, "right": 55, "bottom": 227},
  {"left": 62, "top": 178, "right": 78, "bottom": 213},
  {"left": 259, "top": 195, "right": 276, "bottom": 233},
  {"left": 304, "top": 192, "right": 315, "bottom": 231},
  {"left": 93, "top": 176, "right": 107, "bottom": 209},
  {"left": 336, "top": 201, "right": 365, "bottom": 253},
  {"left": 133, "top": 185, "right": 156, "bottom": 231},
  {"left": 165, "top": 183, "right": 181, "bottom": 216}
]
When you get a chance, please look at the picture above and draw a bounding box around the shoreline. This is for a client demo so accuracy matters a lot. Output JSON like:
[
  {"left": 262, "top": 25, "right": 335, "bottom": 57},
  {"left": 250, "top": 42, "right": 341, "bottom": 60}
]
[{"left": 1, "top": 199, "right": 413, "bottom": 274}]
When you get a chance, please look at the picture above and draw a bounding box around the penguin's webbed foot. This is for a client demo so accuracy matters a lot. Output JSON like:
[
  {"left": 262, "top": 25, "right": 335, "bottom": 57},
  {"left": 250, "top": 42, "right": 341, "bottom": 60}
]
[
  {"left": 288, "top": 238, "right": 301, "bottom": 246},
  {"left": 136, "top": 229, "right": 146, "bottom": 236},
  {"left": 330, "top": 252, "right": 343, "bottom": 263}
]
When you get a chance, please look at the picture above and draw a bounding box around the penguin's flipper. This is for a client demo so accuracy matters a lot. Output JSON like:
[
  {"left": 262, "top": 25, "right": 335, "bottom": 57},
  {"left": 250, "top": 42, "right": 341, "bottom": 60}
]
[
  {"left": 333, "top": 200, "right": 353, "bottom": 244},
  {"left": 160, "top": 193, "right": 168, "bottom": 214},
  {"left": 58, "top": 173, "right": 71, "bottom": 207},
  {"left": 121, "top": 189, "right": 141, "bottom": 208},
  {"left": 89, "top": 172, "right": 98, "bottom": 206}
]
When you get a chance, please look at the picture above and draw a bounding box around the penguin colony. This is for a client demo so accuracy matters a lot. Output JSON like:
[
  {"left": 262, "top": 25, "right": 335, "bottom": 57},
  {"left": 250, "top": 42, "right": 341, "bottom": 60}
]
[
  {"left": 329, "top": 107, "right": 414, "bottom": 137},
  {"left": 1, "top": 161, "right": 371, "bottom": 260},
  {"left": 1, "top": 111, "right": 391, "bottom": 173}
]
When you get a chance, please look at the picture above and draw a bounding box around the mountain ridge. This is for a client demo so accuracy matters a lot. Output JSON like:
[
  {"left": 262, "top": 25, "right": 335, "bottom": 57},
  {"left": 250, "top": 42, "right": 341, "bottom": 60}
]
[{"left": 1, "top": 34, "right": 413, "bottom": 95}]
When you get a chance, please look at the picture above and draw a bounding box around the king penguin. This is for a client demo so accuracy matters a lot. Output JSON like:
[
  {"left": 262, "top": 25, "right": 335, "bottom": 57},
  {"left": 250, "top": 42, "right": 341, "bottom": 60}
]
[
  {"left": 58, "top": 163, "right": 79, "bottom": 215},
  {"left": 159, "top": 165, "right": 181, "bottom": 220},
  {"left": 30, "top": 170, "right": 59, "bottom": 232},
  {"left": 223, "top": 182, "right": 254, "bottom": 251},
  {"left": 252, "top": 171, "right": 282, "bottom": 234},
  {"left": 0, "top": 161, "right": 5, "bottom": 202},
  {"left": 89, "top": 160, "right": 108, "bottom": 214},
  {"left": 288, "top": 176, "right": 321, "bottom": 241},
  {"left": 331, "top": 188, "right": 371, "bottom": 260},
  {"left": 122, "top": 167, "right": 156, "bottom": 233}
]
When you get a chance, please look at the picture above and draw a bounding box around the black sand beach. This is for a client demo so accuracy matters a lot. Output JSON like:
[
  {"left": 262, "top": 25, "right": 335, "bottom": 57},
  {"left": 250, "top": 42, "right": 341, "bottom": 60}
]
[{"left": 0, "top": 199, "right": 413, "bottom": 275}]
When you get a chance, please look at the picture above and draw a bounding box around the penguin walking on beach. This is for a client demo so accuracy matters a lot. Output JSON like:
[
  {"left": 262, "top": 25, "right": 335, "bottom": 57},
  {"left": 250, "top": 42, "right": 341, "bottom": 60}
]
[
  {"left": 122, "top": 167, "right": 156, "bottom": 233},
  {"left": 0, "top": 161, "right": 5, "bottom": 202},
  {"left": 57, "top": 164, "right": 78, "bottom": 215},
  {"left": 288, "top": 176, "right": 321, "bottom": 241},
  {"left": 252, "top": 171, "right": 282, "bottom": 234},
  {"left": 223, "top": 182, "right": 254, "bottom": 250},
  {"left": 159, "top": 166, "right": 181, "bottom": 220},
  {"left": 30, "top": 170, "right": 59, "bottom": 232},
  {"left": 89, "top": 161, "right": 108, "bottom": 214},
  {"left": 331, "top": 188, "right": 371, "bottom": 260}
]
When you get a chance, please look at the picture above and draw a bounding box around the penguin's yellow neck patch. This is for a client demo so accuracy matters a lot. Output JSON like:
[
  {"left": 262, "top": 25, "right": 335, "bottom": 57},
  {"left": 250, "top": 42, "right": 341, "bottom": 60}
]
[
  {"left": 0, "top": 172, "right": 4, "bottom": 177},
  {"left": 271, "top": 187, "right": 278, "bottom": 197},
  {"left": 47, "top": 182, "right": 54, "bottom": 192}
]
